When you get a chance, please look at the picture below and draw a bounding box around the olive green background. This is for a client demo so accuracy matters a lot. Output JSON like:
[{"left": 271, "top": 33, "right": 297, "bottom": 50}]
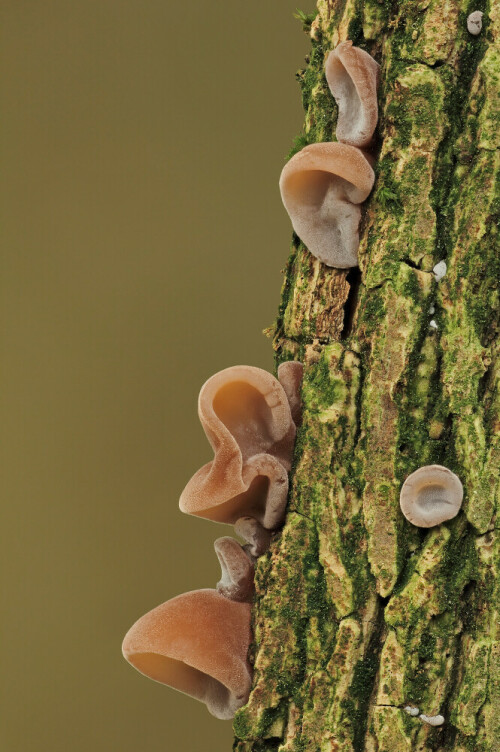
[{"left": 0, "top": 2, "right": 308, "bottom": 750}]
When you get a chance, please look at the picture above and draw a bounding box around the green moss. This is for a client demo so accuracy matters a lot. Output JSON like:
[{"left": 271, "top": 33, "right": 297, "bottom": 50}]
[
  {"left": 255, "top": 704, "right": 287, "bottom": 739},
  {"left": 418, "top": 631, "right": 437, "bottom": 662},
  {"left": 342, "top": 635, "right": 382, "bottom": 751},
  {"left": 234, "top": 708, "right": 252, "bottom": 740},
  {"left": 286, "top": 132, "right": 311, "bottom": 161},
  {"left": 347, "top": 1, "right": 365, "bottom": 46},
  {"left": 430, "top": 2, "right": 489, "bottom": 265},
  {"left": 441, "top": 527, "right": 479, "bottom": 609},
  {"left": 305, "top": 351, "right": 344, "bottom": 410},
  {"left": 374, "top": 157, "right": 404, "bottom": 218},
  {"left": 342, "top": 512, "right": 374, "bottom": 610},
  {"left": 293, "top": 8, "right": 318, "bottom": 32}
]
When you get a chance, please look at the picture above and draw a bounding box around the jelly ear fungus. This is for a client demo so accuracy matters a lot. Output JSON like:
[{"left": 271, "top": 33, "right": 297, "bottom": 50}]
[
  {"left": 179, "top": 365, "right": 296, "bottom": 529},
  {"left": 122, "top": 589, "right": 252, "bottom": 720}
]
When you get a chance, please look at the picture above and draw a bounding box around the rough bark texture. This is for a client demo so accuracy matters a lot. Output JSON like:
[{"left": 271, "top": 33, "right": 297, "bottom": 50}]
[{"left": 233, "top": 1, "right": 499, "bottom": 750}]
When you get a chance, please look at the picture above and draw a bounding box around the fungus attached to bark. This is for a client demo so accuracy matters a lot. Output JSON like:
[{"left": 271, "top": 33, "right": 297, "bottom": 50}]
[
  {"left": 400, "top": 464, "right": 463, "bottom": 528},
  {"left": 279, "top": 142, "right": 375, "bottom": 268},
  {"left": 419, "top": 714, "right": 445, "bottom": 726},
  {"left": 234, "top": 515, "right": 273, "bottom": 558},
  {"left": 467, "top": 10, "right": 483, "bottom": 35},
  {"left": 215, "top": 537, "right": 255, "bottom": 602},
  {"left": 324, "top": 41, "right": 380, "bottom": 148},
  {"left": 180, "top": 365, "right": 296, "bottom": 529},
  {"left": 277, "top": 360, "right": 304, "bottom": 426},
  {"left": 122, "top": 589, "right": 252, "bottom": 720},
  {"left": 404, "top": 706, "right": 420, "bottom": 717},
  {"left": 433, "top": 260, "right": 447, "bottom": 282}
]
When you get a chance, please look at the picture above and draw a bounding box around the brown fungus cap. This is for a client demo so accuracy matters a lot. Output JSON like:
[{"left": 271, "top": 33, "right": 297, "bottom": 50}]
[
  {"left": 179, "top": 365, "right": 295, "bottom": 529},
  {"left": 325, "top": 41, "right": 380, "bottom": 148},
  {"left": 279, "top": 142, "right": 375, "bottom": 268},
  {"left": 400, "top": 464, "right": 463, "bottom": 528},
  {"left": 215, "top": 537, "right": 255, "bottom": 603},
  {"left": 122, "top": 589, "right": 252, "bottom": 720}
]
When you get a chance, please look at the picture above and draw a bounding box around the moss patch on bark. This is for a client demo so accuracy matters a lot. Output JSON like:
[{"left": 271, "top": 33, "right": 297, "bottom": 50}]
[{"left": 234, "top": 1, "right": 499, "bottom": 750}]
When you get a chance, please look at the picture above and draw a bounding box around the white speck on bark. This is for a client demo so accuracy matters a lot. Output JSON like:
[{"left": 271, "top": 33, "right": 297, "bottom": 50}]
[
  {"left": 419, "top": 714, "right": 445, "bottom": 726},
  {"left": 404, "top": 706, "right": 420, "bottom": 716},
  {"left": 433, "top": 260, "right": 447, "bottom": 282},
  {"left": 467, "top": 11, "right": 483, "bottom": 35}
]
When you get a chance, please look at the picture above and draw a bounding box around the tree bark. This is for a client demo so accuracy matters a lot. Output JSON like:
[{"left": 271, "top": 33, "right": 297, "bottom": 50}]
[{"left": 233, "top": 1, "right": 499, "bottom": 750}]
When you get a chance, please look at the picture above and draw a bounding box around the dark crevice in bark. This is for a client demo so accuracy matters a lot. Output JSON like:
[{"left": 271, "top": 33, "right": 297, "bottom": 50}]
[
  {"left": 401, "top": 256, "right": 422, "bottom": 270},
  {"left": 352, "top": 351, "right": 365, "bottom": 455},
  {"left": 287, "top": 508, "right": 314, "bottom": 523},
  {"left": 341, "top": 267, "right": 363, "bottom": 339},
  {"left": 351, "top": 606, "right": 386, "bottom": 752}
]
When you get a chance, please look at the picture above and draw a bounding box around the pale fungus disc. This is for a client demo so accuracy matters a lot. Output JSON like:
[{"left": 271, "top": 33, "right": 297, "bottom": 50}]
[
  {"left": 467, "top": 10, "right": 483, "bottom": 35},
  {"left": 399, "top": 464, "right": 463, "bottom": 528}
]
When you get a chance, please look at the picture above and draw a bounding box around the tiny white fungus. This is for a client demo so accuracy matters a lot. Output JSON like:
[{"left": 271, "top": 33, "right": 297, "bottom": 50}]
[
  {"left": 419, "top": 714, "right": 445, "bottom": 726},
  {"left": 404, "top": 706, "right": 420, "bottom": 716},
  {"left": 433, "top": 260, "right": 447, "bottom": 282},
  {"left": 467, "top": 11, "right": 483, "bottom": 35},
  {"left": 430, "top": 319, "right": 438, "bottom": 330},
  {"left": 429, "top": 304, "right": 435, "bottom": 314}
]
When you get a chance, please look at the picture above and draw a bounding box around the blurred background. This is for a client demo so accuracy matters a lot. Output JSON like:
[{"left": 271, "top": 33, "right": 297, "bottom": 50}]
[{"left": 0, "top": 2, "right": 309, "bottom": 750}]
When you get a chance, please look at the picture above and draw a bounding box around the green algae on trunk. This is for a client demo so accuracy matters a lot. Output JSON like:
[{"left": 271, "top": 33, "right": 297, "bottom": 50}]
[{"left": 234, "top": 0, "right": 499, "bottom": 750}]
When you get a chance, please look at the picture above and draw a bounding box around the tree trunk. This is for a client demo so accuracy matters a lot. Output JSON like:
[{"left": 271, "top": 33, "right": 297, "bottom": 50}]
[{"left": 233, "top": 1, "right": 499, "bottom": 750}]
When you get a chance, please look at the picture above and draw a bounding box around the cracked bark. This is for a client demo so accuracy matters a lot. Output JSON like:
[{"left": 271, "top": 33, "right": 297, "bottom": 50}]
[{"left": 233, "top": 1, "right": 499, "bottom": 750}]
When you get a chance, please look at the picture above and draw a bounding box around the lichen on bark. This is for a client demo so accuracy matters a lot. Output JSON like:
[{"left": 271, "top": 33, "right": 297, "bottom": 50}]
[{"left": 233, "top": 1, "right": 499, "bottom": 750}]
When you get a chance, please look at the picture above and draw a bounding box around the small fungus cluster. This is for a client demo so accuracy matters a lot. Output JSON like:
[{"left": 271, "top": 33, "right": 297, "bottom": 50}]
[
  {"left": 280, "top": 41, "right": 380, "bottom": 268},
  {"left": 122, "top": 363, "right": 303, "bottom": 719},
  {"left": 404, "top": 706, "right": 445, "bottom": 726},
  {"left": 122, "top": 30, "right": 471, "bottom": 735}
]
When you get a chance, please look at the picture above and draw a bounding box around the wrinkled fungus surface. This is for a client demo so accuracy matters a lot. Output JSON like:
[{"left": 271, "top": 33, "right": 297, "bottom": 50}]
[
  {"left": 400, "top": 464, "right": 463, "bottom": 527},
  {"left": 180, "top": 366, "right": 296, "bottom": 528},
  {"left": 325, "top": 41, "right": 380, "bottom": 148},
  {"left": 279, "top": 142, "right": 375, "bottom": 268}
]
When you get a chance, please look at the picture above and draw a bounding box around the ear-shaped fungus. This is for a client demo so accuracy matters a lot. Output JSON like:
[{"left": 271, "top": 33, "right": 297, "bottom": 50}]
[
  {"left": 278, "top": 360, "right": 304, "bottom": 427},
  {"left": 215, "top": 537, "right": 255, "bottom": 602},
  {"left": 122, "top": 589, "right": 252, "bottom": 720},
  {"left": 400, "top": 464, "right": 463, "bottom": 528},
  {"left": 325, "top": 41, "right": 380, "bottom": 148},
  {"left": 179, "top": 366, "right": 296, "bottom": 529},
  {"left": 279, "top": 142, "right": 375, "bottom": 268}
]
